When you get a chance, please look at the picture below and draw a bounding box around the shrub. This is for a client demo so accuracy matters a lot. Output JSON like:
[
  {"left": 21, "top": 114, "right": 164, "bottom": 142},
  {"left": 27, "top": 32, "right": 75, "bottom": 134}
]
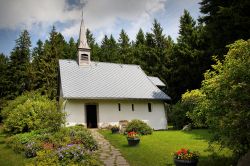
[
  {"left": 199, "top": 40, "right": 250, "bottom": 158},
  {"left": 34, "top": 150, "right": 59, "bottom": 166},
  {"left": 24, "top": 141, "right": 43, "bottom": 158},
  {"left": 6, "top": 130, "right": 41, "bottom": 153},
  {"left": 169, "top": 102, "right": 191, "bottom": 130},
  {"left": 110, "top": 125, "right": 119, "bottom": 133},
  {"left": 2, "top": 92, "right": 65, "bottom": 134},
  {"left": 34, "top": 147, "right": 101, "bottom": 166},
  {"left": 67, "top": 126, "right": 98, "bottom": 151},
  {"left": 170, "top": 89, "right": 207, "bottom": 129},
  {"left": 126, "top": 119, "right": 153, "bottom": 135}
]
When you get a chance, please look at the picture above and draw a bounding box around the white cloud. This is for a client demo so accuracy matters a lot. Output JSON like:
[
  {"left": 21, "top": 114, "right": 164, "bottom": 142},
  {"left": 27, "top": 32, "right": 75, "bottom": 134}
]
[
  {"left": 0, "top": 0, "right": 81, "bottom": 30},
  {"left": 62, "top": 0, "right": 167, "bottom": 41}
]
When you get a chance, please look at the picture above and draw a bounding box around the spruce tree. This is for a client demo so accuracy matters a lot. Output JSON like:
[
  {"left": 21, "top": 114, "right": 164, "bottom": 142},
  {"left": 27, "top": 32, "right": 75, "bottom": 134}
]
[
  {"left": 118, "top": 29, "right": 132, "bottom": 63},
  {"left": 8, "top": 30, "right": 31, "bottom": 99}
]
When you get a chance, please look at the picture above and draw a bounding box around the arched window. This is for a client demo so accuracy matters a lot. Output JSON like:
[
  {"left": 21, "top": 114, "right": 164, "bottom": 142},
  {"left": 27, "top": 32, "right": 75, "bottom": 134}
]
[{"left": 81, "top": 54, "right": 88, "bottom": 61}]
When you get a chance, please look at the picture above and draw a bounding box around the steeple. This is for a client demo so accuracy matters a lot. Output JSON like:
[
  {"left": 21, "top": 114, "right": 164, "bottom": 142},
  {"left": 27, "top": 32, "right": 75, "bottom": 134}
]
[{"left": 77, "top": 11, "right": 91, "bottom": 67}]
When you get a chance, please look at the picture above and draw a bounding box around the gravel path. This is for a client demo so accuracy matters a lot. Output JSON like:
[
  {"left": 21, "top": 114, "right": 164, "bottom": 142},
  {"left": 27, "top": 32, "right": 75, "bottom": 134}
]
[{"left": 90, "top": 129, "right": 130, "bottom": 166}]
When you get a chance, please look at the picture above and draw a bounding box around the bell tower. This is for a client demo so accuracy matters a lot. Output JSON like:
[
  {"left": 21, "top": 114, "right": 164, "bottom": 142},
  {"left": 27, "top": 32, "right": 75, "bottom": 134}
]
[{"left": 78, "top": 11, "right": 91, "bottom": 67}]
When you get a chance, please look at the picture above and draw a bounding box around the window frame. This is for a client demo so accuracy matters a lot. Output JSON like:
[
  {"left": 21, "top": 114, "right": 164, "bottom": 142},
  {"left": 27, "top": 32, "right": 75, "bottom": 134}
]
[
  {"left": 148, "top": 103, "right": 152, "bottom": 112},
  {"left": 118, "top": 103, "right": 121, "bottom": 111}
]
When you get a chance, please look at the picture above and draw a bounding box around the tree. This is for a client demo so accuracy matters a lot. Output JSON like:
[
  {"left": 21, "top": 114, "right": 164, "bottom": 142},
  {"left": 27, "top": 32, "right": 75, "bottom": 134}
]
[
  {"left": 167, "top": 10, "right": 208, "bottom": 102},
  {"left": 199, "top": 0, "right": 250, "bottom": 57},
  {"left": 100, "top": 35, "right": 119, "bottom": 63},
  {"left": 118, "top": 29, "right": 132, "bottom": 63},
  {"left": 86, "top": 29, "right": 100, "bottom": 61},
  {"left": 135, "top": 28, "right": 145, "bottom": 46},
  {"left": 0, "top": 53, "right": 9, "bottom": 115},
  {"left": 34, "top": 26, "right": 68, "bottom": 99},
  {"left": 66, "top": 37, "right": 77, "bottom": 60},
  {"left": 200, "top": 39, "right": 250, "bottom": 159},
  {"left": 8, "top": 30, "right": 31, "bottom": 99}
]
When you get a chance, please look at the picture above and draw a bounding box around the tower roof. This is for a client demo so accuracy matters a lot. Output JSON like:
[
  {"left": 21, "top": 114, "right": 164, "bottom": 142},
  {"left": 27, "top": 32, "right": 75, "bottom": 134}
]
[{"left": 78, "top": 12, "right": 90, "bottom": 49}]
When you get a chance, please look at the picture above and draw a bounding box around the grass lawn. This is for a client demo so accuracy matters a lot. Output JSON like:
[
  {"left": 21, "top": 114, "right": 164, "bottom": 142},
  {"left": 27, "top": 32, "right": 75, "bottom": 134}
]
[
  {"left": 0, "top": 125, "right": 31, "bottom": 166},
  {"left": 99, "top": 129, "right": 234, "bottom": 166}
]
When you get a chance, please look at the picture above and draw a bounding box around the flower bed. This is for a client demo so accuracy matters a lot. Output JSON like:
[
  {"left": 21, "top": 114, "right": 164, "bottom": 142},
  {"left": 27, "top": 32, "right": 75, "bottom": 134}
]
[{"left": 6, "top": 125, "right": 101, "bottom": 165}]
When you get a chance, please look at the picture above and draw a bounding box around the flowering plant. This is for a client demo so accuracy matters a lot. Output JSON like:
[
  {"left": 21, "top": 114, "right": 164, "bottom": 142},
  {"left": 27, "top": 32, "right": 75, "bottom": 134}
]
[
  {"left": 127, "top": 131, "right": 140, "bottom": 139},
  {"left": 173, "top": 148, "right": 199, "bottom": 161}
]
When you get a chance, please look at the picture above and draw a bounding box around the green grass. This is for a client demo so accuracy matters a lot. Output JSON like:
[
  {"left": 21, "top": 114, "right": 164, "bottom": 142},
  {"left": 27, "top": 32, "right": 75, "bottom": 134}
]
[
  {"left": 0, "top": 125, "right": 31, "bottom": 166},
  {"left": 99, "top": 129, "right": 234, "bottom": 166}
]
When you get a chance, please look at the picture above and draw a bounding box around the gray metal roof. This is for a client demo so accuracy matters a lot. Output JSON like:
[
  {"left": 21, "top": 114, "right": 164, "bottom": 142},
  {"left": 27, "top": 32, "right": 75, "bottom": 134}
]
[
  {"left": 59, "top": 60, "right": 170, "bottom": 100},
  {"left": 148, "top": 76, "right": 166, "bottom": 86}
]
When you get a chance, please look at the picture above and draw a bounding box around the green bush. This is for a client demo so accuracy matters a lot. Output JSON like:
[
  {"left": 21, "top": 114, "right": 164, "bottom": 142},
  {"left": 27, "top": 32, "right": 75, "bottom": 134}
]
[
  {"left": 2, "top": 92, "right": 65, "bottom": 134},
  {"left": 169, "top": 102, "right": 191, "bottom": 130},
  {"left": 6, "top": 130, "right": 40, "bottom": 153},
  {"left": 7, "top": 125, "right": 98, "bottom": 159},
  {"left": 126, "top": 119, "right": 153, "bottom": 135},
  {"left": 170, "top": 89, "right": 207, "bottom": 129},
  {"left": 24, "top": 140, "right": 43, "bottom": 158},
  {"left": 34, "top": 150, "right": 59, "bottom": 166},
  {"left": 34, "top": 147, "right": 101, "bottom": 166}
]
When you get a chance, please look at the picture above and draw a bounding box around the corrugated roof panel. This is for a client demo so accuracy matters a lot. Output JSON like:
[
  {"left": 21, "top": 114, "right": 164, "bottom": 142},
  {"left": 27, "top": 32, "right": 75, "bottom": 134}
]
[
  {"left": 59, "top": 60, "right": 171, "bottom": 100},
  {"left": 148, "top": 76, "right": 166, "bottom": 86}
]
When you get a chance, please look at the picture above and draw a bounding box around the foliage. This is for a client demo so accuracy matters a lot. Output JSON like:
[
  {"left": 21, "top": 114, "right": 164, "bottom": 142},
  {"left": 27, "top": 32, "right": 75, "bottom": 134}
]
[
  {"left": 24, "top": 140, "right": 43, "bottom": 158},
  {"left": 110, "top": 125, "right": 119, "bottom": 133},
  {"left": 6, "top": 130, "right": 41, "bottom": 153},
  {"left": 127, "top": 131, "right": 140, "bottom": 140},
  {"left": 171, "top": 89, "right": 207, "bottom": 128},
  {"left": 34, "top": 147, "right": 101, "bottom": 166},
  {"left": 2, "top": 92, "right": 65, "bottom": 134},
  {"left": 6, "top": 125, "right": 98, "bottom": 158},
  {"left": 199, "top": 0, "right": 250, "bottom": 57},
  {"left": 34, "top": 150, "right": 59, "bottom": 166},
  {"left": 198, "top": 39, "right": 250, "bottom": 158},
  {"left": 126, "top": 119, "right": 153, "bottom": 135},
  {"left": 173, "top": 148, "right": 199, "bottom": 161},
  {"left": 169, "top": 102, "right": 191, "bottom": 130}
]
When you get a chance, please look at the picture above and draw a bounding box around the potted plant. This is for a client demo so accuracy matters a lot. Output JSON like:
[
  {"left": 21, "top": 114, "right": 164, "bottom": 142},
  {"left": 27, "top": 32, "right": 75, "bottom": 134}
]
[
  {"left": 173, "top": 148, "right": 199, "bottom": 166},
  {"left": 127, "top": 131, "right": 140, "bottom": 146},
  {"left": 111, "top": 125, "right": 119, "bottom": 134}
]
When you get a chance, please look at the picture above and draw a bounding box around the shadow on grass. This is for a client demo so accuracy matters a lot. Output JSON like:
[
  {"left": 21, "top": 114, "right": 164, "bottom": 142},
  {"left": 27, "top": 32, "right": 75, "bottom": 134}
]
[
  {"left": 181, "top": 129, "right": 212, "bottom": 141},
  {"left": 198, "top": 152, "right": 235, "bottom": 166}
]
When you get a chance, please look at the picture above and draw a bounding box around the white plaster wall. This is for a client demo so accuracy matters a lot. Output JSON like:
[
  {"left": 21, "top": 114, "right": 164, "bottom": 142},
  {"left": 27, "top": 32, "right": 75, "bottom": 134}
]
[
  {"left": 98, "top": 100, "right": 167, "bottom": 130},
  {"left": 64, "top": 100, "right": 86, "bottom": 126},
  {"left": 63, "top": 99, "right": 167, "bottom": 130}
]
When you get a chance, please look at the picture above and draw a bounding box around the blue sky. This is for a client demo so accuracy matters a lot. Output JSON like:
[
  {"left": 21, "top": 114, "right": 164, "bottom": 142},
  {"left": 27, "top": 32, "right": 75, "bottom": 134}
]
[{"left": 0, "top": 0, "right": 201, "bottom": 56}]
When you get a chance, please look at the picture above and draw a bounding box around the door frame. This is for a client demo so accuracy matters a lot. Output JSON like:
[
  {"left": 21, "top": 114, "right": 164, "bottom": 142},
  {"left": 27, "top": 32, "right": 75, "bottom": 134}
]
[{"left": 85, "top": 103, "right": 99, "bottom": 128}]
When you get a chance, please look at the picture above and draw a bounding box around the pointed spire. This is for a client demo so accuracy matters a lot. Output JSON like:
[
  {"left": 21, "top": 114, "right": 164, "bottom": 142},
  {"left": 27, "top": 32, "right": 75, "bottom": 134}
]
[{"left": 79, "top": 10, "right": 90, "bottom": 49}]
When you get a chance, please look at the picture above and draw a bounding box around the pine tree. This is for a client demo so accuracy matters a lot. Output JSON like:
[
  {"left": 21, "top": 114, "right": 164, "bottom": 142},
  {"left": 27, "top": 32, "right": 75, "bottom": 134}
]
[
  {"left": 199, "top": 0, "right": 250, "bottom": 57},
  {"left": 8, "top": 30, "right": 31, "bottom": 99},
  {"left": 67, "top": 37, "right": 77, "bottom": 60},
  {"left": 100, "top": 35, "right": 119, "bottom": 63},
  {"left": 36, "top": 26, "right": 68, "bottom": 99},
  {"left": 118, "top": 29, "right": 132, "bottom": 63},
  {"left": 135, "top": 28, "right": 145, "bottom": 46},
  {"left": 86, "top": 29, "right": 100, "bottom": 61},
  {"left": 0, "top": 53, "right": 9, "bottom": 111},
  {"left": 168, "top": 10, "right": 209, "bottom": 102}
]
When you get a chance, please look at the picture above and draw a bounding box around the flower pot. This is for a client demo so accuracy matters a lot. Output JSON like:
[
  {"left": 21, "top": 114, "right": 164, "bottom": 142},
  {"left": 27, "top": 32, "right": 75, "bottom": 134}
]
[
  {"left": 174, "top": 159, "right": 198, "bottom": 166},
  {"left": 127, "top": 138, "right": 140, "bottom": 146}
]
